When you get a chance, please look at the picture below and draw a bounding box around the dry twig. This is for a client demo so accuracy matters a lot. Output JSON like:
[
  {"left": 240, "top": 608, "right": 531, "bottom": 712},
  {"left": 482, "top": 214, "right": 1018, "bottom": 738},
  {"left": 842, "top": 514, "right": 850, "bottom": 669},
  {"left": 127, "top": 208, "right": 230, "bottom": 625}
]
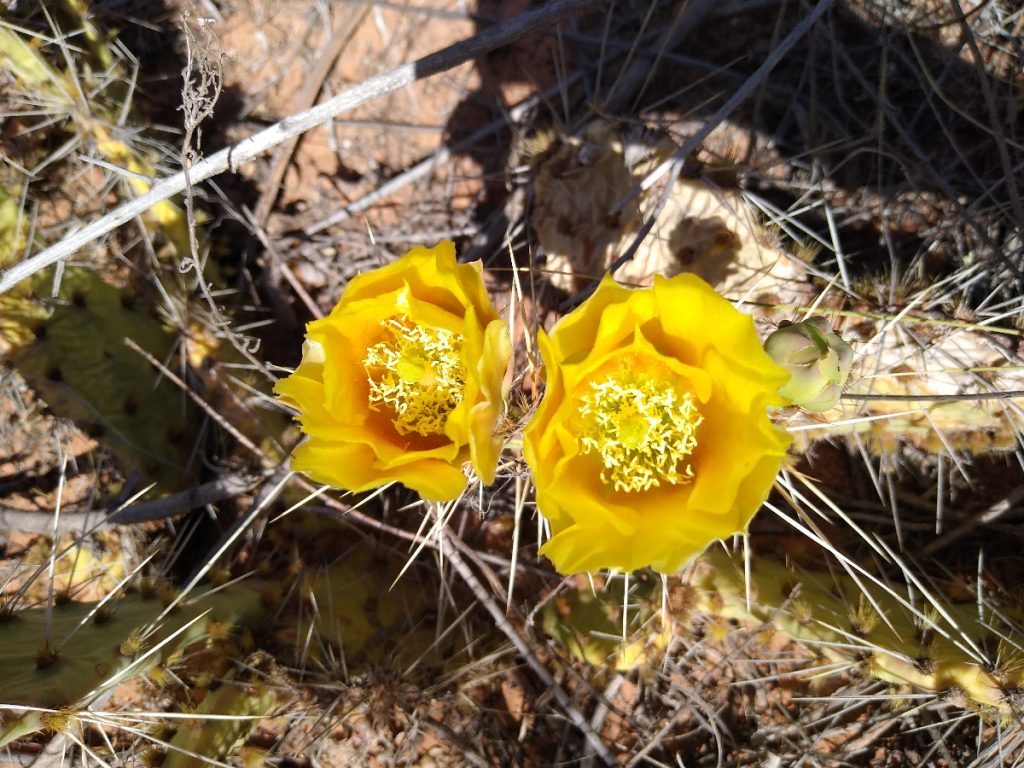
[{"left": 0, "top": 0, "right": 606, "bottom": 294}]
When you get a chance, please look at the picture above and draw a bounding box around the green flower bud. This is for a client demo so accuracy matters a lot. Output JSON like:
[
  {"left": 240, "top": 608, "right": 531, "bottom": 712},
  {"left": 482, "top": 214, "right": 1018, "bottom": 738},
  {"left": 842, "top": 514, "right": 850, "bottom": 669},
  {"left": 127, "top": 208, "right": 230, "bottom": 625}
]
[{"left": 764, "top": 317, "right": 853, "bottom": 411}]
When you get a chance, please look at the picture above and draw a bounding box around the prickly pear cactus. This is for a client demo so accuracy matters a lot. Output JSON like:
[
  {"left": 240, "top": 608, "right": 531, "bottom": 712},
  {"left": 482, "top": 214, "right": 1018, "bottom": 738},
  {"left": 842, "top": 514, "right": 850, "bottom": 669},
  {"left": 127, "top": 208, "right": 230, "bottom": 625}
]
[
  {"left": 281, "top": 546, "right": 436, "bottom": 672},
  {"left": 0, "top": 23, "right": 194, "bottom": 263},
  {"left": 0, "top": 583, "right": 267, "bottom": 747},
  {"left": 691, "top": 548, "right": 1024, "bottom": 719},
  {"left": 529, "top": 122, "right": 1024, "bottom": 456},
  {"left": 529, "top": 120, "right": 666, "bottom": 292},
  {"left": 541, "top": 573, "right": 667, "bottom": 672},
  {"left": 160, "top": 654, "right": 287, "bottom": 768},
  {"left": 1, "top": 268, "right": 197, "bottom": 489},
  {"left": 540, "top": 547, "right": 1024, "bottom": 720}
]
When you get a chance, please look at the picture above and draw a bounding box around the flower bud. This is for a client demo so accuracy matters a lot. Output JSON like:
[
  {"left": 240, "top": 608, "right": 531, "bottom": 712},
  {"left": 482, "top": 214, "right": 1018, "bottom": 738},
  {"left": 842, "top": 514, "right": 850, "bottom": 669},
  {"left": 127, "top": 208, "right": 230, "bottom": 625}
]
[{"left": 765, "top": 317, "right": 853, "bottom": 411}]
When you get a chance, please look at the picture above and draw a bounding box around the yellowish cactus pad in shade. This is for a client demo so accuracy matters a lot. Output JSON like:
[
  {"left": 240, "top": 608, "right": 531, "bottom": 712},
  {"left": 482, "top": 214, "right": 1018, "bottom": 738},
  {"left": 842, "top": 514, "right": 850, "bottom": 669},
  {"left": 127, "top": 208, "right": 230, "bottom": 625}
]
[
  {"left": 522, "top": 273, "right": 792, "bottom": 575},
  {"left": 274, "top": 242, "right": 512, "bottom": 502}
]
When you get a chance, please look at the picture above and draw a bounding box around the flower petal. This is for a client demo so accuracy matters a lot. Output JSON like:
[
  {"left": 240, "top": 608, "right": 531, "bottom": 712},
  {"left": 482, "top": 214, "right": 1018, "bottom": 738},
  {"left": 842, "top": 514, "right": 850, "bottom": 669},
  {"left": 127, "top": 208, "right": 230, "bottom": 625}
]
[{"left": 292, "top": 439, "right": 468, "bottom": 502}]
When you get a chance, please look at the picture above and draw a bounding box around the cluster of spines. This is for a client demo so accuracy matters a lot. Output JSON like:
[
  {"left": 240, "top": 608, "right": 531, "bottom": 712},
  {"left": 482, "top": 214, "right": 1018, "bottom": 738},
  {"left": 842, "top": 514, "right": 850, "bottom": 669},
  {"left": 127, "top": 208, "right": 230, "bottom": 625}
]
[
  {"left": 0, "top": 581, "right": 269, "bottom": 749},
  {"left": 690, "top": 549, "right": 1024, "bottom": 721},
  {"left": 541, "top": 549, "right": 1024, "bottom": 721}
]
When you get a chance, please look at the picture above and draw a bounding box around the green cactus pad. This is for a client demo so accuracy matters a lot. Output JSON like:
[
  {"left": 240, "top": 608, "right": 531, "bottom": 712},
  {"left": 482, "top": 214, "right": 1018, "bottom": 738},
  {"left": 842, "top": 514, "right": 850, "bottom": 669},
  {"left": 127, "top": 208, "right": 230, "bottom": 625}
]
[
  {"left": 161, "top": 663, "right": 287, "bottom": 768},
  {"left": 288, "top": 546, "right": 434, "bottom": 671},
  {"left": 0, "top": 584, "right": 266, "bottom": 747},
  {"left": 2, "top": 267, "right": 197, "bottom": 489},
  {"left": 541, "top": 575, "right": 666, "bottom": 671}
]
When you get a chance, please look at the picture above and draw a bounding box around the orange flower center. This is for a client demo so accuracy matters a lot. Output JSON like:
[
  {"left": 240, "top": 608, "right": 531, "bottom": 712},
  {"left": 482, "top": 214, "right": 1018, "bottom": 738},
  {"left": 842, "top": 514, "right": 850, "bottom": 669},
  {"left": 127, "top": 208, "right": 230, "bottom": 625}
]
[
  {"left": 577, "top": 374, "right": 702, "bottom": 493},
  {"left": 363, "top": 316, "right": 465, "bottom": 437}
]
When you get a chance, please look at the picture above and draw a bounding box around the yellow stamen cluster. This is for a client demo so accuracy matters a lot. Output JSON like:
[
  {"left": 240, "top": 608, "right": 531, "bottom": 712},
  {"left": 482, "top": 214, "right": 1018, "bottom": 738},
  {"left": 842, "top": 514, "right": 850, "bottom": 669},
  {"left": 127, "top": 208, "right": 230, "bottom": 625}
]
[
  {"left": 364, "top": 316, "right": 465, "bottom": 437},
  {"left": 577, "top": 375, "right": 702, "bottom": 493}
]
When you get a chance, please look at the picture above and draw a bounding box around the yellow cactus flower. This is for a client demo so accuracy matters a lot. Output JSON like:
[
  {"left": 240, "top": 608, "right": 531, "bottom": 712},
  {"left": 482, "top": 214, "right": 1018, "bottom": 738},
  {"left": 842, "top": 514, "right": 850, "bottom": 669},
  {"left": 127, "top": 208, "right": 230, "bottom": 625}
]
[
  {"left": 275, "top": 242, "right": 512, "bottom": 501},
  {"left": 522, "top": 274, "right": 792, "bottom": 574}
]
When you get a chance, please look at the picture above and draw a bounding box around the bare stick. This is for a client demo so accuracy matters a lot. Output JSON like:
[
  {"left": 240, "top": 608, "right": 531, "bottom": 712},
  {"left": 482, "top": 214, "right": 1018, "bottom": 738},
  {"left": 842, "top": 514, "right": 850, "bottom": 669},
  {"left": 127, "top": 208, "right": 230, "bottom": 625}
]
[
  {"left": 0, "top": 472, "right": 262, "bottom": 535},
  {"left": 0, "top": 0, "right": 605, "bottom": 294},
  {"left": 921, "top": 484, "right": 1024, "bottom": 556}
]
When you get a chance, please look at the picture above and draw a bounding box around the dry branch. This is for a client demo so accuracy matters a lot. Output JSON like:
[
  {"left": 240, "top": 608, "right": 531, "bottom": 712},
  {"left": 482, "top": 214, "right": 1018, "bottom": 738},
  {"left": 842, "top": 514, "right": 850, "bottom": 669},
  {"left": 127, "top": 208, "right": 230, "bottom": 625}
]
[
  {"left": 0, "top": 0, "right": 605, "bottom": 294},
  {"left": 0, "top": 472, "right": 262, "bottom": 535}
]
